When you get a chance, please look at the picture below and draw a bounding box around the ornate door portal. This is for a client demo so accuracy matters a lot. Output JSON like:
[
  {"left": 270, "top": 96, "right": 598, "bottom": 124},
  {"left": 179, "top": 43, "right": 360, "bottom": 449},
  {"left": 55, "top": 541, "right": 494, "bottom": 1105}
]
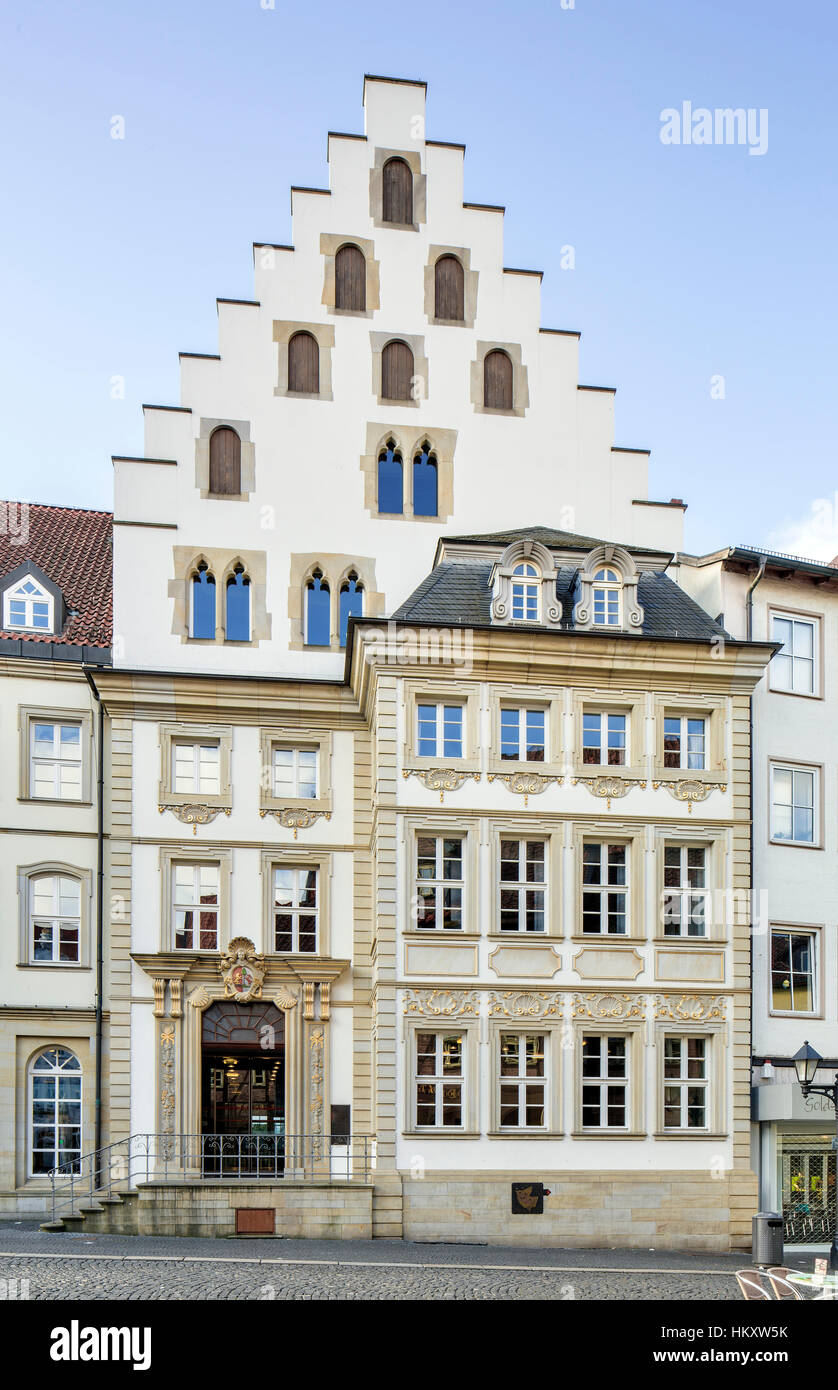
[{"left": 200, "top": 1000, "right": 285, "bottom": 1175}]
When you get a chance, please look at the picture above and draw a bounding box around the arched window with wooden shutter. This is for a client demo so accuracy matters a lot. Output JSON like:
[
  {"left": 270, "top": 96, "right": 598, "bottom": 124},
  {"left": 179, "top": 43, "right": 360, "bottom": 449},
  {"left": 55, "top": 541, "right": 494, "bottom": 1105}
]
[
  {"left": 483, "top": 349, "right": 513, "bottom": 410},
  {"left": 434, "top": 255, "right": 464, "bottom": 321},
  {"left": 382, "top": 157, "right": 413, "bottom": 224},
  {"left": 382, "top": 340, "right": 414, "bottom": 401},
  {"left": 288, "top": 331, "right": 320, "bottom": 394},
  {"left": 335, "top": 244, "right": 366, "bottom": 312},
  {"left": 209, "top": 427, "right": 241, "bottom": 495}
]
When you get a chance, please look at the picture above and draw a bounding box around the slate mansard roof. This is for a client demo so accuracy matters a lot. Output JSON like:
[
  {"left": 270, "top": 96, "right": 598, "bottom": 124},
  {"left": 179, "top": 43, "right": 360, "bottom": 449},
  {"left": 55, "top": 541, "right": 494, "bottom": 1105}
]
[
  {"left": 393, "top": 527, "right": 728, "bottom": 643},
  {"left": 0, "top": 503, "right": 113, "bottom": 658}
]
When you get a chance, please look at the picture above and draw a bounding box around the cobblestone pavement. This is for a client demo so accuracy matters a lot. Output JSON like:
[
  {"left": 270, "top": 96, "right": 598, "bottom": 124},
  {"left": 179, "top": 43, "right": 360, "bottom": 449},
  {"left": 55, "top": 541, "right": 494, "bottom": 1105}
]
[{"left": 0, "top": 1224, "right": 751, "bottom": 1300}]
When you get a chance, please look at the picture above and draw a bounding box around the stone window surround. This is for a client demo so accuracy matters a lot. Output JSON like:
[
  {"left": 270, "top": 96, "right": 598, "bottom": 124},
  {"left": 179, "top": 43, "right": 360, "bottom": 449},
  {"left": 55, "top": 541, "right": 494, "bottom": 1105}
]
[
  {"left": 470, "top": 340, "right": 529, "bottom": 418},
  {"left": 320, "top": 233, "right": 380, "bottom": 317},
  {"left": 273, "top": 320, "right": 335, "bottom": 401},
  {"left": 287, "top": 552, "right": 384, "bottom": 653},
  {"left": 402, "top": 814, "right": 480, "bottom": 939},
  {"left": 488, "top": 821, "right": 561, "bottom": 941},
  {"left": 360, "top": 422, "right": 456, "bottom": 524},
  {"left": 488, "top": 686, "right": 561, "bottom": 776},
  {"left": 369, "top": 147, "right": 427, "bottom": 231},
  {"left": 572, "top": 544, "right": 644, "bottom": 632},
  {"left": 369, "top": 331, "right": 429, "bottom": 409},
  {"left": 159, "top": 846, "right": 232, "bottom": 954},
  {"left": 402, "top": 678, "right": 481, "bottom": 772},
  {"left": 573, "top": 690, "right": 645, "bottom": 780},
  {"left": 18, "top": 1034, "right": 93, "bottom": 1189},
  {"left": 487, "top": 1019, "right": 563, "bottom": 1136},
  {"left": 767, "top": 604, "right": 824, "bottom": 700},
  {"left": 652, "top": 826, "right": 728, "bottom": 945},
  {"left": 424, "top": 245, "right": 479, "bottom": 329},
  {"left": 169, "top": 546, "right": 272, "bottom": 648},
  {"left": 490, "top": 539, "right": 562, "bottom": 628},
  {"left": 652, "top": 693, "right": 728, "bottom": 781},
  {"left": 767, "top": 921, "right": 824, "bottom": 1019},
  {"left": 767, "top": 757, "right": 824, "bottom": 849},
  {"left": 18, "top": 704, "right": 94, "bottom": 805},
  {"left": 571, "top": 1019, "right": 646, "bottom": 1138},
  {"left": 195, "top": 417, "right": 256, "bottom": 501},
  {"left": 653, "top": 1022, "right": 727, "bottom": 1138},
  {"left": 260, "top": 847, "right": 333, "bottom": 958},
  {"left": 158, "top": 722, "right": 233, "bottom": 810},
  {"left": 573, "top": 824, "right": 645, "bottom": 944},
  {"left": 402, "top": 1016, "right": 479, "bottom": 1137},
  {"left": 259, "top": 727, "right": 333, "bottom": 814},
  {"left": 16, "top": 861, "right": 93, "bottom": 969}
]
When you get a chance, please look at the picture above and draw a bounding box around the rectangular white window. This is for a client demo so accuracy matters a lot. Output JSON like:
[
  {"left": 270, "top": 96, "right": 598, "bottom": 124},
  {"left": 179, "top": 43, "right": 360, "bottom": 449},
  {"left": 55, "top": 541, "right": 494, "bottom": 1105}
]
[
  {"left": 771, "top": 614, "right": 817, "bottom": 695},
  {"left": 582, "top": 1034, "right": 628, "bottom": 1128},
  {"left": 30, "top": 874, "right": 81, "bottom": 964},
  {"left": 272, "top": 746, "right": 317, "bottom": 799},
  {"left": 415, "top": 1032, "right": 463, "bottom": 1128},
  {"left": 30, "top": 721, "right": 83, "bottom": 800},
  {"left": 173, "top": 863, "right": 219, "bottom": 950},
  {"left": 663, "top": 1036, "right": 708, "bottom": 1130},
  {"left": 582, "top": 842, "right": 628, "bottom": 934},
  {"left": 173, "top": 740, "right": 220, "bottom": 796},
  {"left": 771, "top": 764, "right": 817, "bottom": 845},
  {"left": 499, "top": 839, "right": 546, "bottom": 932},
  {"left": 771, "top": 928, "right": 816, "bottom": 1012},
  {"left": 500, "top": 707, "right": 545, "bottom": 761},
  {"left": 582, "top": 712, "right": 626, "bottom": 766},
  {"left": 499, "top": 1033, "right": 546, "bottom": 1128},
  {"left": 662, "top": 846, "right": 708, "bottom": 937},
  {"left": 415, "top": 835, "right": 464, "bottom": 930},
  {"left": 273, "top": 867, "right": 318, "bottom": 952},
  {"left": 664, "top": 716, "right": 706, "bottom": 770},
  {"left": 417, "top": 703, "right": 463, "bottom": 758}
]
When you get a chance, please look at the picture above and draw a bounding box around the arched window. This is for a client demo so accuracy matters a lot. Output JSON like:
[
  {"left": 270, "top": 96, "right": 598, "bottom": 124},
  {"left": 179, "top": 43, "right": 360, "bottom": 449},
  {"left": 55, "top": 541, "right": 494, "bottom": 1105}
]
[
  {"left": 29, "top": 872, "right": 81, "bottom": 964},
  {"left": 377, "top": 441, "right": 403, "bottom": 514},
  {"left": 306, "top": 570, "right": 331, "bottom": 646},
  {"left": 484, "top": 349, "right": 513, "bottom": 410},
  {"left": 225, "top": 564, "right": 251, "bottom": 641},
  {"left": 434, "top": 255, "right": 464, "bottom": 321},
  {"left": 339, "top": 573, "right": 364, "bottom": 647},
  {"left": 288, "top": 331, "right": 319, "bottom": 393},
  {"left": 382, "top": 340, "right": 414, "bottom": 401},
  {"left": 30, "top": 1047, "right": 82, "bottom": 1175},
  {"left": 335, "top": 244, "right": 366, "bottom": 312},
  {"left": 191, "top": 563, "right": 216, "bottom": 639},
  {"left": 209, "top": 427, "right": 241, "bottom": 496},
  {"left": 413, "top": 442, "right": 438, "bottom": 517},
  {"left": 511, "top": 563, "right": 540, "bottom": 622},
  {"left": 592, "top": 568, "right": 621, "bottom": 626},
  {"left": 382, "top": 157, "right": 413, "bottom": 224}
]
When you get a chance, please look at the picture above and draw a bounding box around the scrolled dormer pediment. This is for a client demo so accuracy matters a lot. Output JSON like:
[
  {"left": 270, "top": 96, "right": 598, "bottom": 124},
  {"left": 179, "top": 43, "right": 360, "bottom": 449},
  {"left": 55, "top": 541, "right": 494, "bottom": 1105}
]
[
  {"left": 572, "top": 543, "right": 644, "bottom": 631},
  {"left": 490, "top": 539, "right": 562, "bottom": 628}
]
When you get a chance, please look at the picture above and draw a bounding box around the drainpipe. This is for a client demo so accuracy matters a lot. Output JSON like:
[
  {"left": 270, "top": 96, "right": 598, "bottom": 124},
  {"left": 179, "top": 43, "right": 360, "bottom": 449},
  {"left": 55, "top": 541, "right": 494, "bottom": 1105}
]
[
  {"left": 83, "top": 669, "right": 105, "bottom": 1169},
  {"left": 744, "top": 556, "right": 767, "bottom": 1207}
]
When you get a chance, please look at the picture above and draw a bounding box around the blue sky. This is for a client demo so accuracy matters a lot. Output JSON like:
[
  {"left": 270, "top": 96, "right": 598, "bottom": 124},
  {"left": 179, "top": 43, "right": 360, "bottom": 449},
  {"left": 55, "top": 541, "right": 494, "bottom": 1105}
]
[{"left": 1, "top": 0, "right": 836, "bottom": 558}]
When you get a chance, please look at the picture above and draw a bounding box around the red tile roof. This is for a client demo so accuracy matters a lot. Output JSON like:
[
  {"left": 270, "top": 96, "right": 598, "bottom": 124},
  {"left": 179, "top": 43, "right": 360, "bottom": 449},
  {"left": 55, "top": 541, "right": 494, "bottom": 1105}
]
[{"left": 0, "top": 503, "right": 113, "bottom": 649}]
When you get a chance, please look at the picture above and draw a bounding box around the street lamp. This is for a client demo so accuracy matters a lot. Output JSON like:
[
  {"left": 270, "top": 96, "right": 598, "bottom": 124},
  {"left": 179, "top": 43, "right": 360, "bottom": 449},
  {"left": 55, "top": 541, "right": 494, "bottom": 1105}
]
[{"left": 792, "top": 1041, "right": 838, "bottom": 1272}]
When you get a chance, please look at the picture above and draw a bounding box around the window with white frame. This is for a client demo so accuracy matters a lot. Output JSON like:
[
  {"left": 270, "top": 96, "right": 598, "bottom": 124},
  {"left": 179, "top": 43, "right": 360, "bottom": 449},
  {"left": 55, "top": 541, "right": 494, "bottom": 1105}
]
[
  {"left": 173, "top": 863, "right": 220, "bottom": 950},
  {"left": 511, "top": 563, "right": 540, "bottom": 621},
  {"left": 770, "top": 613, "right": 817, "bottom": 695},
  {"left": 591, "top": 568, "right": 621, "bottom": 626},
  {"left": 663, "top": 716, "right": 706, "bottom": 770},
  {"left": 499, "top": 839, "right": 546, "bottom": 933},
  {"left": 499, "top": 1033, "right": 546, "bottom": 1128},
  {"left": 771, "top": 927, "right": 817, "bottom": 1012},
  {"left": 581, "top": 1034, "right": 628, "bottom": 1128},
  {"left": 415, "top": 835, "right": 464, "bottom": 930},
  {"left": 4, "top": 575, "right": 54, "bottom": 631},
  {"left": 582, "top": 842, "right": 628, "bottom": 934},
  {"left": 29, "top": 873, "right": 81, "bottom": 964},
  {"left": 663, "top": 1036, "right": 709, "bottom": 1129},
  {"left": 662, "top": 845, "right": 709, "bottom": 937},
  {"left": 770, "top": 763, "right": 817, "bottom": 845},
  {"left": 172, "top": 740, "right": 220, "bottom": 796},
  {"left": 417, "top": 702, "right": 463, "bottom": 759},
  {"left": 272, "top": 866, "right": 318, "bottom": 952},
  {"left": 272, "top": 746, "right": 317, "bottom": 800},
  {"left": 415, "top": 1031, "right": 463, "bottom": 1128},
  {"left": 30, "top": 721, "right": 83, "bottom": 800},
  {"left": 582, "top": 712, "right": 626, "bottom": 766},
  {"left": 500, "top": 706, "right": 545, "bottom": 761},
  {"left": 30, "top": 1047, "right": 82, "bottom": 1175}
]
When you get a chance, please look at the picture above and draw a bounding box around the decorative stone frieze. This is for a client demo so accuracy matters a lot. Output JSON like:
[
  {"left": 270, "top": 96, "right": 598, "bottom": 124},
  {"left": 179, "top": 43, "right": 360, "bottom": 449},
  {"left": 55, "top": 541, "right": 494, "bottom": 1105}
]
[
  {"left": 652, "top": 779, "right": 727, "bottom": 812},
  {"left": 402, "top": 767, "right": 482, "bottom": 801},
  {"left": 487, "top": 770, "right": 563, "bottom": 805},
  {"left": 572, "top": 775, "right": 647, "bottom": 809},
  {"left": 572, "top": 992, "right": 646, "bottom": 1021},
  {"left": 488, "top": 990, "right": 563, "bottom": 1020},
  {"left": 403, "top": 988, "right": 480, "bottom": 1017},
  {"left": 654, "top": 994, "right": 727, "bottom": 1022},
  {"left": 158, "top": 802, "right": 232, "bottom": 834},
  {"left": 259, "top": 806, "right": 332, "bottom": 838}
]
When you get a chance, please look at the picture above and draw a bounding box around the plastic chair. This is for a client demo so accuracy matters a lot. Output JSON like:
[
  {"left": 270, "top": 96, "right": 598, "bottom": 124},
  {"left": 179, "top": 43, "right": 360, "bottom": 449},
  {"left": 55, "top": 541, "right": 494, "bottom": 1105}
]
[
  {"left": 766, "top": 1267, "right": 803, "bottom": 1300},
  {"left": 736, "top": 1269, "right": 771, "bottom": 1300}
]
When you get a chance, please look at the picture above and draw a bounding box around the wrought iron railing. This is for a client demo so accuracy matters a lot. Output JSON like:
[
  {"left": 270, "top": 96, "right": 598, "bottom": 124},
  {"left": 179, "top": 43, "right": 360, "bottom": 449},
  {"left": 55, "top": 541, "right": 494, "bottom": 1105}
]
[{"left": 48, "top": 1132, "right": 373, "bottom": 1223}]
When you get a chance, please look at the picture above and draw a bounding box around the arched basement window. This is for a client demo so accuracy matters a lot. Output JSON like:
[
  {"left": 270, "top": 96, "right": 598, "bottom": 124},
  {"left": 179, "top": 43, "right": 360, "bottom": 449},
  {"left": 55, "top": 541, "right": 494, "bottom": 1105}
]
[
  {"left": 208, "top": 427, "right": 241, "bottom": 495},
  {"left": 306, "top": 570, "right": 330, "bottom": 646},
  {"left": 382, "top": 157, "right": 413, "bottom": 224},
  {"left": 191, "top": 563, "right": 216, "bottom": 639},
  {"left": 413, "top": 443, "right": 438, "bottom": 517},
  {"left": 30, "top": 1046, "right": 82, "bottom": 1176},
  {"left": 339, "top": 573, "right": 364, "bottom": 647},
  {"left": 484, "top": 349, "right": 513, "bottom": 410},
  {"left": 288, "top": 331, "right": 319, "bottom": 393},
  {"left": 434, "top": 255, "right": 464, "bottom": 321},
  {"left": 335, "top": 244, "right": 366, "bottom": 311},
  {"left": 225, "top": 564, "right": 251, "bottom": 641},
  {"left": 377, "top": 441, "right": 403, "bottom": 514},
  {"left": 382, "top": 340, "right": 414, "bottom": 401}
]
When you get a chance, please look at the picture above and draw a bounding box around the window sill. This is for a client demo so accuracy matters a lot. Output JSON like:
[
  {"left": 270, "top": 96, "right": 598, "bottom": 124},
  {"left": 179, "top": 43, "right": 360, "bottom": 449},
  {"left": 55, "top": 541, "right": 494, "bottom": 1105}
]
[
  {"left": 260, "top": 798, "right": 332, "bottom": 814},
  {"left": 487, "top": 1129, "right": 564, "bottom": 1139},
  {"left": 487, "top": 932, "right": 562, "bottom": 943},
  {"left": 18, "top": 795, "right": 91, "bottom": 807},
  {"left": 406, "top": 757, "right": 480, "bottom": 774},
  {"left": 403, "top": 930, "right": 480, "bottom": 940},
  {"left": 571, "top": 934, "right": 644, "bottom": 944},
  {"left": 489, "top": 760, "right": 561, "bottom": 777},
  {"left": 769, "top": 838, "right": 822, "bottom": 851},
  {"left": 159, "top": 796, "right": 232, "bottom": 811},
  {"left": 574, "top": 764, "right": 645, "bottom": 781},
  {"left": 570, "top": 1130, "right": 647, "bottom": 1140},
  {"left": 402, "top": 1129, "right": 480, "bottom": 1139},
  {"left": 654, "top": 935, "right": 725, "bottom": 946},
  {"left": 768, "top": 1008, "right": 822, "bottom": 1020},
  {"left": 17, "top": 962, "right": 90, "bottom": 971},
  {"left": 767, "top": 685, "right": 822, "bottom": 701},
  {"left": 652, "top": 1132, "right": 727, "bottom": 1141},
  {"left": 653, "top": 766, "right": 721, "bottom": 782}
]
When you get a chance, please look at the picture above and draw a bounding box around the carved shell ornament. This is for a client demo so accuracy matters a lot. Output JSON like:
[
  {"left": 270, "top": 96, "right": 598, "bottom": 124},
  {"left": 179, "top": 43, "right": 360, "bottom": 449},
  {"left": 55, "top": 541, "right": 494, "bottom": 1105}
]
[
  {"left": 402, "top": 767, "right": 482, "bottom": 802},
  {"left": 573, "top": 992, "right": 646, "bottom": 1021},
  {"left": 487, "top": 770, "right": 563, "bottom": 805},
  {"left": 259, "top": 806, "right": 332, "bottom": 838},
  {"left": 652, "top": 778, "right": 727, "bottom": 812},
  {"left": 404, "top": 989, "right": 480, "bottom": 1017},
  {"left": 158, "top": 802, "right": 232, "bottom": 835},
  {"left": 489, "top": 991, "right": 563, "bottom": 1020},
  {"left": 572, "top": 775, "right": 647, "bottom": 809},
  {"left": 655, "top": 994, "right": 726, "bottom": 1022}
]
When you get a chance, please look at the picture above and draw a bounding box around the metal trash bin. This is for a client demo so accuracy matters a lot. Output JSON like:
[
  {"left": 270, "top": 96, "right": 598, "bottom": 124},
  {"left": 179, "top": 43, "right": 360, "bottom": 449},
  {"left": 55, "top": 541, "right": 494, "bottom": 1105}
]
[{"left": 753, "top": 1211, "right": 784, "bottom": 1267}]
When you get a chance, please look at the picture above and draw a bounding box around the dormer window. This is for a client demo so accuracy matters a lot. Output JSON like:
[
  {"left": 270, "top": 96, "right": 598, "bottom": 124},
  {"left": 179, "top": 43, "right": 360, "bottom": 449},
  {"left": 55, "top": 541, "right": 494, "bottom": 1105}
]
[
  {"left": 490, "top": 541, "right": 562, "bottom": 630},
  {"left": 573, "top": 546, "right": 644, "bottom": 632},
  {"left": 592, "top": 568, "right": 621, "bottom": 626},
  {"left": 3, "top": 574, "right": 53, "bottom": 632},
  {"left": 511, "top": 564, "right": 540, "bottom": 622}
]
